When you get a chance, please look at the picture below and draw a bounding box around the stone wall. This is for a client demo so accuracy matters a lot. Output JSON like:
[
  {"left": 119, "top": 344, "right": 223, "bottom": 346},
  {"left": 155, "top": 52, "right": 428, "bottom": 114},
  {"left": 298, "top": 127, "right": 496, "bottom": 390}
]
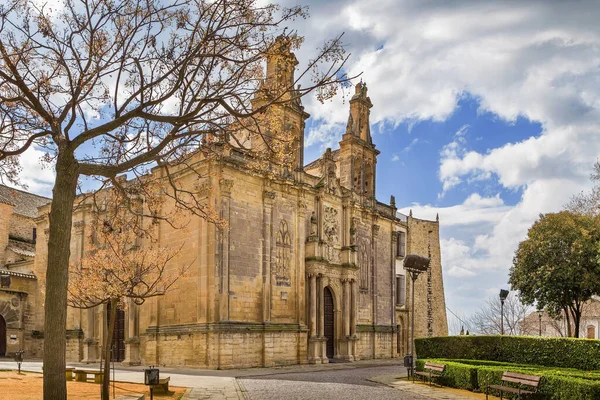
[
  {"left": 9, "top": 214, "right": 35, "bottom": 242},
  {"left": 406, "top": 216, "right": 448, "bottom": 339},
  {"left": 142, "top": 324, "right": 307, "bottom": 368},
  {"left": 0, "top": 203, "right": 12, "bottom": 266}
]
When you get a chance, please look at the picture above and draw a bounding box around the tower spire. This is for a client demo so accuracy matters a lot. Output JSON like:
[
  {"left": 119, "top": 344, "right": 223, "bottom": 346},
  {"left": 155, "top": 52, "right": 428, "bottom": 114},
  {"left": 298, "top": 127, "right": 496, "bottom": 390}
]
[{"left": 345, "top": 81, "right": 373, "bottom": 143}]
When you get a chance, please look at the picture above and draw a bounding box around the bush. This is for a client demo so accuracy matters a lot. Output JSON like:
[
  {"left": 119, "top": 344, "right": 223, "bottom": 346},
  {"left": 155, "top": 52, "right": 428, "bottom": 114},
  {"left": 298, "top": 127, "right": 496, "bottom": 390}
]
[
  {"left": 417, "top": 358, "right": 600, "bottom": 400},
  {"left": 415, "top": 335, "right": 600, "bottom": 370},
  {"left": 416, "top": 359, "right": 478, "bottom": 390}
]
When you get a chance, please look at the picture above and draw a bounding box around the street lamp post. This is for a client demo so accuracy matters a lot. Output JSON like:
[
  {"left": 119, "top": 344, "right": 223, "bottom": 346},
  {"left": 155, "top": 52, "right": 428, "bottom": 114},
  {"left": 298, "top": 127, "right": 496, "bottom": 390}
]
[
  {"left": 537, "top": 309, "right": 544, "bottom": 337},
  {"left": 499, "top": 289, "right": 509, "bottom": 335},
  {"left": 403, "top": 254, "right": 430, "bottom": 381}
]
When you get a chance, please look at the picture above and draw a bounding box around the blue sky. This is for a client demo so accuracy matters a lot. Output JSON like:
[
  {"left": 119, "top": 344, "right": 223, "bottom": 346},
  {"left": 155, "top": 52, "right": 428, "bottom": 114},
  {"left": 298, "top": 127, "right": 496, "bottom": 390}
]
[
  {"left": 292, "top": 0, "right": 600, "bottom": 330},
  {"left": 14, "top": 0, "right": 600, "bottom": 332}
]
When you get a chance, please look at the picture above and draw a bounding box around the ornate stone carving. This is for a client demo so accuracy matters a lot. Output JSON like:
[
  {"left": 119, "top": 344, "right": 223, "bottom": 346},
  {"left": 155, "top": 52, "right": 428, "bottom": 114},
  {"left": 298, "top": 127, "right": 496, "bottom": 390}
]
[
  {"left": 194, "top": 180, "right": 211, "bottom": 196},
  {"left": 275, "top": 220, "right": 292, "bottom": 286},
  {"left": 298, "top": 200, "right": 308, "bottom": 211},
  {"left": 358, "top": 238, "right": 369, "bottom": 290},
  {"left": 349, "top": 217, "right": 358, "bottom": 246},
  {"left": 372, "top": 224, "right": 380, "bottom": 237},
  {"left": 323, "top": 206, "right": 339, "bottom": 244},
  {"left": 263, "top": 191, "right": 276, "bottom": 201},
  {"left": 308, "top": 211, "right": 318, "bottom": 242},
  {"left": 324, "top": 243, "right": 341, "bottom": 264},
  {"left": 219, "top": 178, "right": 233, "bottom": 196}
]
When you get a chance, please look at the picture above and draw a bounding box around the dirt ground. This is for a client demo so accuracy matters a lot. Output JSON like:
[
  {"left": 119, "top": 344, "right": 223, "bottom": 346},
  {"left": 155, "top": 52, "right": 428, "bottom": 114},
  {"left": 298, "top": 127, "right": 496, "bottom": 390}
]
[{"left": 0, "top": 371, "right": 187, "bottom": 399}]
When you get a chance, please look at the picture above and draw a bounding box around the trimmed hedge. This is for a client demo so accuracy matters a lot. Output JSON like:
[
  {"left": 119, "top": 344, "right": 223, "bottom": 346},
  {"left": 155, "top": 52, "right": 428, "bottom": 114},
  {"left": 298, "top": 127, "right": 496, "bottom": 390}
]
[
  {"left": 415, "top": 335, "right": 600, "bottom": 370},
  {"left": 416, "top": 359, "right": 600, "bottom": 400}
]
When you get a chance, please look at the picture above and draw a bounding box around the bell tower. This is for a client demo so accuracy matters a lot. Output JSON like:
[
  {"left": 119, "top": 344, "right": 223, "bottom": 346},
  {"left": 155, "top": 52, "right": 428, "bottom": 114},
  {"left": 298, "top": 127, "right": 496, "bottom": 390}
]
[
  {"left": 338, "top": 82, "right": 379, "bottom": 200},
  {"left": 250, "top": 36, "right": 310, "bottom": 171}
]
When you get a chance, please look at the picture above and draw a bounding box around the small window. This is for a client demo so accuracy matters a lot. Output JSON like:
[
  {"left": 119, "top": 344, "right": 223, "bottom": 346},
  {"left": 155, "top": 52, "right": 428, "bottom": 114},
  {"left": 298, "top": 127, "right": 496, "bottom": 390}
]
[
  {"left": 396, "top": 231, "right": 406, "bottom": 258},
  {"left": 0, "top": 275, "right": 10, "bottom": 288},
  {"left": 396, "top": 275, "right": 406, "bottom": 306},
  {"left": 33, "top": 228, "right": 37, "bottom": 243}
]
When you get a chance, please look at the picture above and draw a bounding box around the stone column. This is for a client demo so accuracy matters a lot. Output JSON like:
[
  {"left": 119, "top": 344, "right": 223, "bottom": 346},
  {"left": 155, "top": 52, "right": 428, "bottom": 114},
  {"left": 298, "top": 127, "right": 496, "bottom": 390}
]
[
  {"left": 307, "top": 273, "right": 321, "bottom": 364},
  {"left": 309, "top": 274, "right": 317, "bottom": 338},
  {"left": 350, "top": 279, "right": 357, "bottom": 335},
  {"left": 123, "top": 301, "right": 140, "bottom": 365},
  {"left": 262, "top": 190, "right": 275, "bottom": 322},
  {"left": 319, "top": 274, "right": 328, "bottom": 363},
  {"left": 82, "top": 307, "right": 97, "bottom": 363},
  {"left": 351, "top": 278, "right": 358, "bottom": 360},
  {"left": 343, "top": 279, "right": 350, "bottom": 337},
  {"left": 318, "top": 275, "right": 325, "bottom": 339},
  {"left": 220, "top": 178, "right": 233, "bottom": 321}
]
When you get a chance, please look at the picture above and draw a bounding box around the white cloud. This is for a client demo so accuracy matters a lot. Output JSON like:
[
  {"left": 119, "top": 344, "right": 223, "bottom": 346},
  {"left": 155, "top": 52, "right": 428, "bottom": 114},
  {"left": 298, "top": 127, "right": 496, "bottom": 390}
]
[
  {"left": 448, "top": 265, "right": 476, "bottom": 278},
  {"left": 403, "top": 138, "right": 419, "bottom": 152},
  {"left": 17, "top": 148, "right": 55, "bottom": 197},
  {"left": 280, "top": 0, "right": 600, "bottom": 317}
]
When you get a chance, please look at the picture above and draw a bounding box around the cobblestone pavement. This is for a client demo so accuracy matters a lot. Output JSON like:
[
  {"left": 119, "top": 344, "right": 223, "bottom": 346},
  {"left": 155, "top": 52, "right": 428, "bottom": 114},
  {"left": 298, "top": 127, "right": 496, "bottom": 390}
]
[{"left": 239, "top": 364, "right": 430, "bottom": 400}]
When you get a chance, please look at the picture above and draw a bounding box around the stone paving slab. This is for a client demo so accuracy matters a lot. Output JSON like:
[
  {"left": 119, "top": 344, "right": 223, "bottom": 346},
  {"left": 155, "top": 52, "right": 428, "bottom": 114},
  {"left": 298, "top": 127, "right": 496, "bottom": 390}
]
[
  {"left": 0, "top": 361, "right": 244, "bottom": 400},
  {"left": 241, "top": 378, "right": 427, "bottom": 400},
  {"left": 369, "top": 374, "right": 478, "bottom": 400}
]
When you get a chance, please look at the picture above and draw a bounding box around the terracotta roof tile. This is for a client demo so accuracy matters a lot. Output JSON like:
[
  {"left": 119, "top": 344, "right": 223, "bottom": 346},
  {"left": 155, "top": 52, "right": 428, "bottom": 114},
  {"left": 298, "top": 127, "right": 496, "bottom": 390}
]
[{"left": 0, "top": 185, "right": 51, "bottom": 218}]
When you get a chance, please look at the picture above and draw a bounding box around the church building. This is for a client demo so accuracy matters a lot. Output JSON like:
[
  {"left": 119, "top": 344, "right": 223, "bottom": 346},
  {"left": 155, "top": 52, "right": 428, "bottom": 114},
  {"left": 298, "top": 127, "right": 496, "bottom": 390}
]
[{"left": 0, "top": 41, "right": 447, "bottom": 368}]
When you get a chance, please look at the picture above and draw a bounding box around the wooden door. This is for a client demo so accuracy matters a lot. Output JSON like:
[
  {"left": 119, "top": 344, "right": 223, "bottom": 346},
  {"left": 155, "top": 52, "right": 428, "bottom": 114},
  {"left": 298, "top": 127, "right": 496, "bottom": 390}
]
[
  {"left": 587, "top": 325, "right": 596, "bottom": 339},
  {"left": 0, "top": 315, "right": 5, "bottom": 357},
  {"left": 107, "top": 304, "right": 126, "bottom": 362},
  {"left": 324, "top": 287, "right": 334, "bottom": 359}
]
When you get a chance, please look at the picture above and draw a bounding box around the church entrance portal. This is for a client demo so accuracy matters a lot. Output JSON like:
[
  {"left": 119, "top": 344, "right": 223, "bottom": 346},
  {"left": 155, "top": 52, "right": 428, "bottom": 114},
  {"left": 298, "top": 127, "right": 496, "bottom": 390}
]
[
  {"left": 0, "top": 315, "right": 5, "bottom": 357},
  {"left": 107, "top": 304, "right": 125, "bottom": 362},
  {"left": 324, "top": 287, "right": 334, "bottom": 359}
]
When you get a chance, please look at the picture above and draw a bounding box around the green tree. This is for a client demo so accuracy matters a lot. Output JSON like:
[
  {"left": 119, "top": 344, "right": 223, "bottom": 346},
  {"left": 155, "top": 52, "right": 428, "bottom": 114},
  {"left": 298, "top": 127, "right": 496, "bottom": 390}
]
[{"left": 510, "top": 211, "right": 600, "bottom": 338}]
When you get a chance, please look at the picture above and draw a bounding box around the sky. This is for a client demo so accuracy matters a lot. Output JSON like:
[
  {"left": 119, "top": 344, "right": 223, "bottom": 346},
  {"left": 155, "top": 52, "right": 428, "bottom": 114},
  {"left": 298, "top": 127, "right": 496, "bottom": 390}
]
[{"left": 14, "top": 0, "right": 600, "bottom": 329}]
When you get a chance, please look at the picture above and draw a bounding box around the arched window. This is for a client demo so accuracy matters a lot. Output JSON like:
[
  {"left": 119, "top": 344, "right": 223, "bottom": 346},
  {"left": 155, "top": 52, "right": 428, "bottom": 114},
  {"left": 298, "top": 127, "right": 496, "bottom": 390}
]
[{"left": 276, "top": 220, "right": 292, "bottom": 286}]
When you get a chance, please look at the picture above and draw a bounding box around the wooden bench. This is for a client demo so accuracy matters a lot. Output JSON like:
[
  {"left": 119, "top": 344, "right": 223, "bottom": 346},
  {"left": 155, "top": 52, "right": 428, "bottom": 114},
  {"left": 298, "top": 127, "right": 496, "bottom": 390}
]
[
  {"left": 414, "top": 362, "right": 446, "bottom": 386},
  {"left": 65, "top": 367, "right": 76, "bottom": 381},
  {"left": 151, "top": 377, "right": 171, "bottom": 394},
  {"left": 486, "top": 371, "right": 541, "bottom": 399},
  {"left": 74, "top": 369, "right": 103, "bottom": 384}
]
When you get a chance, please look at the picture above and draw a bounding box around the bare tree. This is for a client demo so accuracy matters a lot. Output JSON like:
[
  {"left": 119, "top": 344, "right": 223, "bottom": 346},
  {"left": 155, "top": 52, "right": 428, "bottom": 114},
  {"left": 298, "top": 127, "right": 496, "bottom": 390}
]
[
  {"left": 566, "top": 160, "right": 600, "bottom": 216},
  {"left": 469, "top": 292, "right": 532, "bottom": 336},
  {"left": 68, "top": 197, "right": 186, "bottom": 400},
  {"left": 447, "top": 307, "right": 471, "bottom": 336},
  {"left": 0, "top": 1, "right": 351, "bottom": 398}
]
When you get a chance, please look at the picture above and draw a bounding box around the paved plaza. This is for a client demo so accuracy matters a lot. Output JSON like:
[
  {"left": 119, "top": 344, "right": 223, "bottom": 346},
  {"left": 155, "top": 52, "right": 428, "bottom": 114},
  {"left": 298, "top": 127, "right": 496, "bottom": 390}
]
[{"left": 0, "top": 359, "right": 479, "bottom": 399}]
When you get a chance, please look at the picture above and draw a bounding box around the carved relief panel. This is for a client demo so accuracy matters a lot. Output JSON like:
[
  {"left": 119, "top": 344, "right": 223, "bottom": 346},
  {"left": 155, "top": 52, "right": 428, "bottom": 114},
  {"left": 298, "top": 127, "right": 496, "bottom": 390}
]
[{"left": 323, "top": 206, "right": 341, "bottom": 264}]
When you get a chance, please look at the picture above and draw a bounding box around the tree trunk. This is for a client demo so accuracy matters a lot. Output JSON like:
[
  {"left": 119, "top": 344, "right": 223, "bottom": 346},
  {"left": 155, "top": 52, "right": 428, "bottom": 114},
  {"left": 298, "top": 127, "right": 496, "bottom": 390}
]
[
  {"left": 564, "top": 308, "right": 572, "bottom": 337},
  {"left": 571, "top": 306, "right": 581, "bottom": 338},
  {"left": 43, "top": 152, "right": 79, "bottom": 400},
  {"left": 103, "top": 301, "right": 118, "bottom": 400}
]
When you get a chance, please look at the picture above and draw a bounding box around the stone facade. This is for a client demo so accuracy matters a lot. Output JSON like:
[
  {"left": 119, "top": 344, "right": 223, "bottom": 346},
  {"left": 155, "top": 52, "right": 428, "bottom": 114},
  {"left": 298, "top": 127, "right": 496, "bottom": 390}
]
[
  {"left": 9, "top": 40, "right": 447, "bottom": 367},
  {"left": 0, "top": 186, "right": 50, "bottom": 357}
]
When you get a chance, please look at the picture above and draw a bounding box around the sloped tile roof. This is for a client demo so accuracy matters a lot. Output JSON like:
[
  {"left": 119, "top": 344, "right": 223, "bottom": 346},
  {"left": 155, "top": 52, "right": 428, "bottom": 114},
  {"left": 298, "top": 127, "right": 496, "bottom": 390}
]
[
  {"left": 0, "top": 185, "right": 51, "bottom": 218},
  {"left": 7, "top": 239, "right": 36, "bottom": 257}
]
